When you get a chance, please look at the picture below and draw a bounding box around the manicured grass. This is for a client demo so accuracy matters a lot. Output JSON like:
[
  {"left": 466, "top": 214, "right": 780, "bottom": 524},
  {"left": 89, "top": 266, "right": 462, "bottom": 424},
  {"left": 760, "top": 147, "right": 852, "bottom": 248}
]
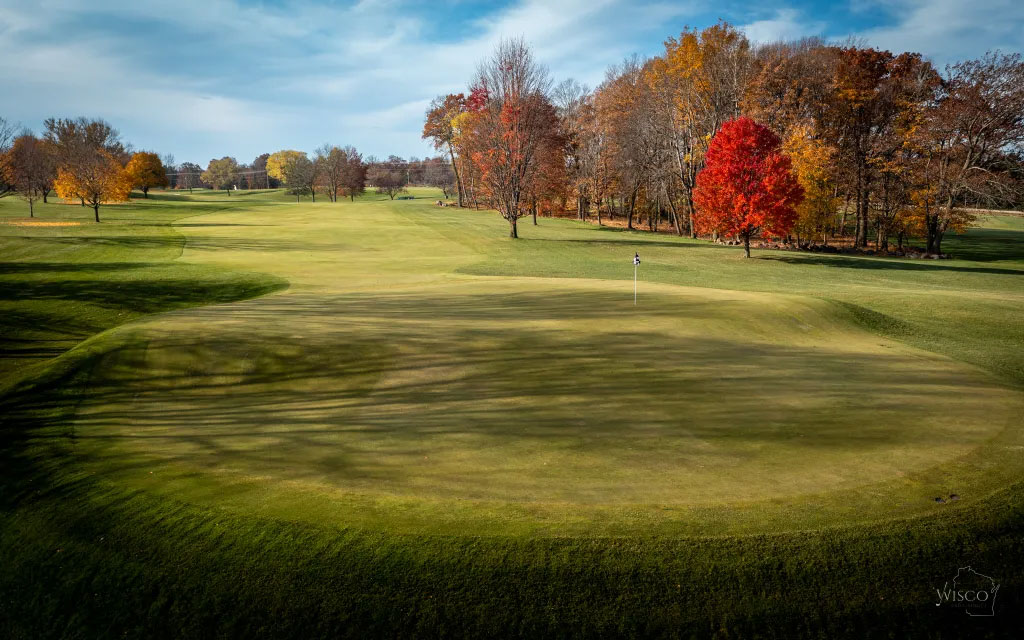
[{"left": 2, "top": 189, "right": 1022, "bottom": 637}]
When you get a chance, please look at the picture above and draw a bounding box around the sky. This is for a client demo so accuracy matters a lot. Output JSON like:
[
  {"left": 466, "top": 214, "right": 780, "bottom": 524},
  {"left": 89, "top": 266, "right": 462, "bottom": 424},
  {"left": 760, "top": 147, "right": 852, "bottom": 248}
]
[{"left": 1, "top": 0, "right": 1023, "bottom": 166}]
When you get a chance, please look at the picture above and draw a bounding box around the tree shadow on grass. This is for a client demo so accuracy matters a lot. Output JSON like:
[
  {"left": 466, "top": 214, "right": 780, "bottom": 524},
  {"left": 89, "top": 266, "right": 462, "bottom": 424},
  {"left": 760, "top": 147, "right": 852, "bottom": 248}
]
[
  {"left": 758, "top": 252, "right": 1024, "bottom": 276},
  {"left": 0, "top": 262, "right": 171, "bottom": 275},
  {"left": 943, "top": 226, "right": 1024, "bottom": 262},
  {"left": 527, "top": 237, "right": 730, "bottom": 251},
  {"left": 3, "top": 288, "right": 1009, "bottom": 501},
  {"left": 0, "top": 277, "right": 287, "bottom": 313}
]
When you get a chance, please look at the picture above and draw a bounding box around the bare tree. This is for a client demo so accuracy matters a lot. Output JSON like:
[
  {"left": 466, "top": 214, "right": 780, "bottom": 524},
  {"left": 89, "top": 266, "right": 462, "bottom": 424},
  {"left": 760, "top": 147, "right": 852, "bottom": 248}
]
[
  {"left": 315, "top": 144, "right": 346, "bottom": 202},
  {"left": 340, "top": 146, "right": 367, "bottom": 201},
  {"left": 161, "top": 153, "right": 176, "bottom": 189},
  {"left": 369, "top": 155, "right": 409, "bottom": 199},
  {"left": 917, "top": 51, "right": 1024, "bottom": 253},
  {"left": 554, "top": 78, "right": 595, "bottom": 220},
  {"left": 424, "top": 156, "right": 456, "bottom": 198}
]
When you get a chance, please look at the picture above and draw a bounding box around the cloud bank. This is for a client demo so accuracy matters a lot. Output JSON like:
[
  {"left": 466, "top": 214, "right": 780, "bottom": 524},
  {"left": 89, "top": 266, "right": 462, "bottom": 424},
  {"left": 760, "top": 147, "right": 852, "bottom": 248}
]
[{"left": 0, "top": 0, "right": 1020, "bottom": 164}]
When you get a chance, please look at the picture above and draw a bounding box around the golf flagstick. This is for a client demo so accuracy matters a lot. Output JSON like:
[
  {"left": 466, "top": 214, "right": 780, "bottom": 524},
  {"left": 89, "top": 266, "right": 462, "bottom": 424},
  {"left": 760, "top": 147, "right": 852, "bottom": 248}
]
[{"left": 633, "top": 253, "right": 640, "bottom": 305}]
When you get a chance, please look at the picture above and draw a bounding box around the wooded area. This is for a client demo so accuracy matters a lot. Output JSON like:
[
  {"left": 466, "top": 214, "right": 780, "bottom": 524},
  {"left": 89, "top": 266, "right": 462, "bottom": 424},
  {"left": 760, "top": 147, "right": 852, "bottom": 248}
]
[{"left": 424, "top": 25, "right": 1024, "bottom": 254}]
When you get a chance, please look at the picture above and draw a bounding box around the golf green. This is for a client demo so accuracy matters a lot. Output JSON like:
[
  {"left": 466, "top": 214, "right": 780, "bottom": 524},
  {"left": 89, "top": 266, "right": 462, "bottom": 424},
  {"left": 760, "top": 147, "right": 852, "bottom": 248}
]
[{"left": 23, "top": 190, "right": 1022, "bottom": 536}]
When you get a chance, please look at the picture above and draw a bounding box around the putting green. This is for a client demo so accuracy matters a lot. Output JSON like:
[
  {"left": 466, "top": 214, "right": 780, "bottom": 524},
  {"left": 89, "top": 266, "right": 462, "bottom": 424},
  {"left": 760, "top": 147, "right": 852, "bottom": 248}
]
[{"left": 59, "top": 195, "right": 1023, "bottom": 536}]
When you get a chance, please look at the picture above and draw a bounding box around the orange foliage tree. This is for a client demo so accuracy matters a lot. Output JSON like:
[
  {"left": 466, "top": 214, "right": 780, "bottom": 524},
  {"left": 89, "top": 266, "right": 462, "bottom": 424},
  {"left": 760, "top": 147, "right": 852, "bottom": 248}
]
[
  {"left": 693, "top": 117, "right": 804, "bottom": 257},
  {"left": 54, "top": 149, "right": 131, "bottom": 222},
  {"left": 463, "top": 39, "right": 562, "bottom": 238},
  {"left": 783, "top": 124, "right": 839, "bottom": 245},
  {"left": 125, "top": 151, "right": 167, "bottom": 198}
]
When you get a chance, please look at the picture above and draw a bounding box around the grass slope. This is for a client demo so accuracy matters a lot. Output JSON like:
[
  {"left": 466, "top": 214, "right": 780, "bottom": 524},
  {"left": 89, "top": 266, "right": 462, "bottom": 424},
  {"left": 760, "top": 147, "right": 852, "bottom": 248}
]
[{"left": 2, "top": 189, "right": 1022, "bottom": 637}]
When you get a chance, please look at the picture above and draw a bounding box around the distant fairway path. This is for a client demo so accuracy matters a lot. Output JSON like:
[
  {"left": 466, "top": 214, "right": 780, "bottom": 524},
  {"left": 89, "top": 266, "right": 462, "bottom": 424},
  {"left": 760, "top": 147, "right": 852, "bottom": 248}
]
[{"left": 40, "top": 191, "right": 1023, "bottom": 536}]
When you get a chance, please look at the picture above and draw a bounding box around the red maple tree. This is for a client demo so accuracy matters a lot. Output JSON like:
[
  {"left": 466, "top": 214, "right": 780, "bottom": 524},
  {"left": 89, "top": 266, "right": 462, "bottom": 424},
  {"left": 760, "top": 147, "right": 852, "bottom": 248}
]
[{"left": 693, "top": 117, "right": 804, "bottom": 257}]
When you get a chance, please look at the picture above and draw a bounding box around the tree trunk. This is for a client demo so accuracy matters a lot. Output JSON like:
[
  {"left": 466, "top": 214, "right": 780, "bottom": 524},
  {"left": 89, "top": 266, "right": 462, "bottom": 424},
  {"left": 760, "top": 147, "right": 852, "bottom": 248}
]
[
  {"left": 93, "top": 203, "right": 100, "bottom": 223},
  {"left": 743, "top": 232, "right": 751, "bottom": 258},
  {"left": 626, "top": 192, "right": 636, "bottom": 230},
  {"left": 509, "top": 216, "right": 518, "bottom": 239},
  {"left": 42, "top": 190, "right": 48, "bottom": 204},
  {"left": 226, "top": 189, "right": 231, "bottom": 196},
  {"left": 666, "top": 195, "right": 682, "bottom": 236},
  {"left": 143, "top": 187, "right": 149, "bottom": 198},
  {"left": 448, "top": 144, "right": 464, "bottom": 207},
  {"left": 686, "top": 191, "right": 696, "bottom": 238},
  {"left": 856, "top": 172, "right": 870, "bottom": 248},
  {"left": 840, "top": 192, "right": 849, "bottom": 236},
  {"left": 29, "top": 199, "right": 34, "bottom": 217},
  {"left": 532, "top": 201, "right": 538, "bottom": 226}
]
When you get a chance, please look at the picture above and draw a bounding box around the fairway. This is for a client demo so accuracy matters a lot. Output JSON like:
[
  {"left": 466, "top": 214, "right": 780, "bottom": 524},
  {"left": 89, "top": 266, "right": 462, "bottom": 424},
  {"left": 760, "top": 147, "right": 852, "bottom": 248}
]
[{"left": 7, "top": 190, "right": 1022, "bottom": 537}]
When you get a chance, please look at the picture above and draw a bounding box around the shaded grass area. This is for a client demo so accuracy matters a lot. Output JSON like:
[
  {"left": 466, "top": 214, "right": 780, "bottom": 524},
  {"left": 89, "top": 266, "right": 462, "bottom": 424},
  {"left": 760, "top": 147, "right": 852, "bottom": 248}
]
[
  {"left": 4, "top": 375, "right": 1023, "bottom": 638},
  {"left": 2, "top": 193, "right": 1023, "bottom": 637},
  {"left": 0, "top": 197, "right": 288, "bottom": 377}
]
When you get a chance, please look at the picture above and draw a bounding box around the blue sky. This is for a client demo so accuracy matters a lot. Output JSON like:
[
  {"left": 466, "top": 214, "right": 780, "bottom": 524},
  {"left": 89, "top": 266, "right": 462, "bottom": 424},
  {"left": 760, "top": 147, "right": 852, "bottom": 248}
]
[{"left": 1, "top": 0, "right": 1022, "bottom": 165}]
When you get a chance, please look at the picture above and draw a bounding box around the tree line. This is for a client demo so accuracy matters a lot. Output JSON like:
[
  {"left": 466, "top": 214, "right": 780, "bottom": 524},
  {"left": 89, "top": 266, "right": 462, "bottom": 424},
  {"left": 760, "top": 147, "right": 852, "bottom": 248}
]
[
  {"left": 0, "top": 115, "right": 460, "bottom": 217},
  {"left": 0, "top": 117, "right": 169, "bottom": 221},
  {"left": 424, "top": 27, "right": 1024, "bottom": 253}
]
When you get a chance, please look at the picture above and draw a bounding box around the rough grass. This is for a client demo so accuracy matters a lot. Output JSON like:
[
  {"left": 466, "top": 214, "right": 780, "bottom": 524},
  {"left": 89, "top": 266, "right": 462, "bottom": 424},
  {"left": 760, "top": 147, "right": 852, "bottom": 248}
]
[{"left": 2, "top": 189, "right": 1023, "bottom": 637}]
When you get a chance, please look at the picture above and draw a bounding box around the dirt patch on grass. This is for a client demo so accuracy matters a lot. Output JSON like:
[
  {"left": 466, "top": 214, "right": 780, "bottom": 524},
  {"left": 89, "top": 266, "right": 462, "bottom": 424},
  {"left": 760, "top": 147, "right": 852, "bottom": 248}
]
[{"left": 1, "top": 219, "right": 84, "bottom": 227}]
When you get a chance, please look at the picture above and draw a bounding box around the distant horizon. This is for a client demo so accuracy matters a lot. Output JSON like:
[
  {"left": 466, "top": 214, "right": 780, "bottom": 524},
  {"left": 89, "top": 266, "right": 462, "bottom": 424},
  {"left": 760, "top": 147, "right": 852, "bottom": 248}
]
[{"left": 2, "top": 0, "right": 1022, "bottom": 164}]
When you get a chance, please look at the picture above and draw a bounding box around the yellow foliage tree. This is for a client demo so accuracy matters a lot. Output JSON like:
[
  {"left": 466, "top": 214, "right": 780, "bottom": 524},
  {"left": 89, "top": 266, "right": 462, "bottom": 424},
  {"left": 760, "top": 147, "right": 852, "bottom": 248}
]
[
  {"left": 54, "top": 150, "right": 131, "bottom": 222},
  {"left": 265, "top": 150, "right": 306, "bottom": 182},
  {"left": 125, "top": 151, "right": 167, "bottom": 198},
  {"left": 648, "top": 21, "right": 753, "bottom": 236},
  {"left": 783, "top": 125, "right": 839, "bottom": 245}
]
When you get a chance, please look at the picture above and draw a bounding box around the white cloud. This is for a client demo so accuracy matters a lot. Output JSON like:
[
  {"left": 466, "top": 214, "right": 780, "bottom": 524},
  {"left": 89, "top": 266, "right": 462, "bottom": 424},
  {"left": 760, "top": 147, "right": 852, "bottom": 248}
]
[
  {"left": 21, "top": 0, "right": 1021, "bottom": 163},
  {"left": 742, "top": 9, "right": 825, "bottom": 44},
  {"left": 856, "top": 0, "right": 1024, "bottom": 65},
  {"left": 0, "top": 0, "right": 705, "bottom": 161}
]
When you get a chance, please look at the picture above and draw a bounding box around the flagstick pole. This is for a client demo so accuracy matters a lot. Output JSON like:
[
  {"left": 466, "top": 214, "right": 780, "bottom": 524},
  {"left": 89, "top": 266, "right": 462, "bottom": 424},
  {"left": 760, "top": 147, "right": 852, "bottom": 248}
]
[{"left": 634, "top": 262, "right": 637, "bottom": 305}]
